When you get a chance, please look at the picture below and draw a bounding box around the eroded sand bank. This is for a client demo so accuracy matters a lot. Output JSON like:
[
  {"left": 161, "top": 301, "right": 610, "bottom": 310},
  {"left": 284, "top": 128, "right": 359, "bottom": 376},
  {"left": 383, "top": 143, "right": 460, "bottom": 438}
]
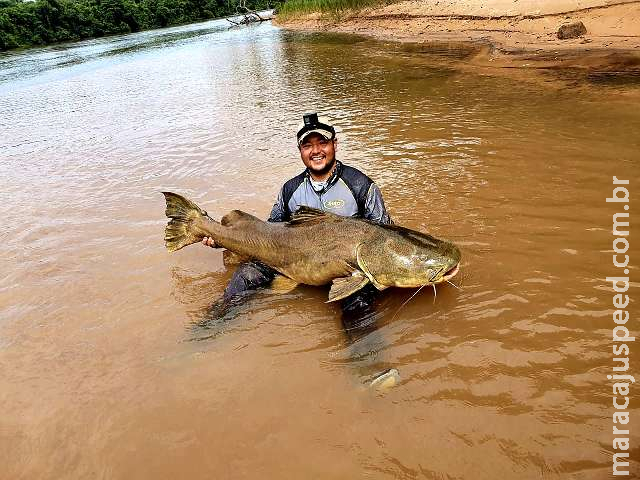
[{"left": 276, "top": 0, "right": 640, "bottom": 80}]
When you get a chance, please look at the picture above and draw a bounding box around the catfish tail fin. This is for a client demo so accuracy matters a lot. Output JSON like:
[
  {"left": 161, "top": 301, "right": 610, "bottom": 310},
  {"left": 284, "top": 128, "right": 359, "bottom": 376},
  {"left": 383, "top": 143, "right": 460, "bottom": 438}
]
[{"left": 162, "top": 192, "right": 211, "bottom": 253}]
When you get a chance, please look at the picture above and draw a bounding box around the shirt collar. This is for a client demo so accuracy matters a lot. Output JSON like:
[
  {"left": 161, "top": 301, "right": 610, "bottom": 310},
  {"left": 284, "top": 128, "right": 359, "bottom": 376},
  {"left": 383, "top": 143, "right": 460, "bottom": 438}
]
[{"left": 305, "top": 160, "right": 342, "bottom": 192}]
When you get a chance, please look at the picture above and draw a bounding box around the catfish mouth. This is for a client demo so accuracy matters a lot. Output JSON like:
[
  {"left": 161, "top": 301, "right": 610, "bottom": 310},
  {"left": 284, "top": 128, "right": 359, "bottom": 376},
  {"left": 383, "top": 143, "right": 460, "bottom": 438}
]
[
  {"left": 421, "top": 263, "right": 460, "bottom": 286},
  {"left": 438, "top": 264, "right": 460, "bottom": 283}
]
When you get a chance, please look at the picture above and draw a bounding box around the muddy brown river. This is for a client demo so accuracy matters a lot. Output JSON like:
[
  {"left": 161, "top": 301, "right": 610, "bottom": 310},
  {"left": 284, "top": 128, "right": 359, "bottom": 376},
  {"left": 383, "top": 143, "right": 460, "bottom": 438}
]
[{"left": 1, "top": 18, "right": 638, "bottom": 479}]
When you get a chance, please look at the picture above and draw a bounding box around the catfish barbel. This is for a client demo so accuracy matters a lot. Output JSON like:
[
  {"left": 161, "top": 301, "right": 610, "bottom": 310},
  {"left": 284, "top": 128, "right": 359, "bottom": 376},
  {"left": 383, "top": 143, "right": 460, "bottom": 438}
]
[{"left": 162, "top": 192, "right": 461, "bottom": 302}]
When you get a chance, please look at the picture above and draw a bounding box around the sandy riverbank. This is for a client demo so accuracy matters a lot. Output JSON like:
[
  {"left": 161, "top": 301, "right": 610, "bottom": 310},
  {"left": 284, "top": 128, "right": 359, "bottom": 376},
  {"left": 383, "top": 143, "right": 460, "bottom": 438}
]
[{"left": 275, "top": 0, "right": 640, "bottom": 79}]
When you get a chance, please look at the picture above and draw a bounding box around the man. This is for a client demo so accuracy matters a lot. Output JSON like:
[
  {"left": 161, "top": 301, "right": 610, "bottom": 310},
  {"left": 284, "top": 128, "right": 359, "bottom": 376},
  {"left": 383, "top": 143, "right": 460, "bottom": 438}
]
[{"left": 203, "top": 113, "right": 393, "bottom": 314}]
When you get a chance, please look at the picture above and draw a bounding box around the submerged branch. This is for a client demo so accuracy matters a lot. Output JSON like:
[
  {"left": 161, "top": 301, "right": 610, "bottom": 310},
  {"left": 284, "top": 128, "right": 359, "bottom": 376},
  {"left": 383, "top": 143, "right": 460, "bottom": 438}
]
[{"left": 226, "top": 9, "right": 273, "bottom": 26}]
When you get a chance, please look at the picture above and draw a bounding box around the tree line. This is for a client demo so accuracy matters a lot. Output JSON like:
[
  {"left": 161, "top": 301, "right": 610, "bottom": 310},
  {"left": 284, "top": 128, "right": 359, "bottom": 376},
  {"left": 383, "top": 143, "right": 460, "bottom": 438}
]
[{"left": 0, "top": 0, "right": 276, "bottom": 51}]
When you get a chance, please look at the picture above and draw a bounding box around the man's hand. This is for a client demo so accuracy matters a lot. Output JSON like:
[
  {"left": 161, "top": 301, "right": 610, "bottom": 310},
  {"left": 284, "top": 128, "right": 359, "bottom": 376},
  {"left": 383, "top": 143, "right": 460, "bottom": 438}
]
[{"left": 202, "top": 237, "right": 217, "bottom": 248}]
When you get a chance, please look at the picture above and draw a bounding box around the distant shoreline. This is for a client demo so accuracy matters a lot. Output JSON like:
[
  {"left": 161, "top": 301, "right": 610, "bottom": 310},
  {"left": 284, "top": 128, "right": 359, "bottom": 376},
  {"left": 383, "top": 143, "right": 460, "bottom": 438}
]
[
  {"left": 275, "top": 0, "right": 640, "bottom": 83},
  {"left": 0, "top": 2, "right": 274, "bottom": 53}
]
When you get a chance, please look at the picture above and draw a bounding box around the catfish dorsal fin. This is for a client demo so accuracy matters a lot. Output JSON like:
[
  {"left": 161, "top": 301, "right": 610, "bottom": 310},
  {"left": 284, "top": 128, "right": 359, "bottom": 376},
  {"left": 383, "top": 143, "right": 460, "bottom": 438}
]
[
  {"left": 287, "top": 206, "right": 334, "bottom": 226},
  {"left": 221, "top": 209, "right": 260, "bottom": 226}
]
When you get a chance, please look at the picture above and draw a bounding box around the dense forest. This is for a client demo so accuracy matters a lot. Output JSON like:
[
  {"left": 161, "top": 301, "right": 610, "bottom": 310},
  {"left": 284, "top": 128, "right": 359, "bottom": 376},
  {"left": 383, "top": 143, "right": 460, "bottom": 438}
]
[{"left": 0, "top": 0, "right": 276, "bottom": 50}]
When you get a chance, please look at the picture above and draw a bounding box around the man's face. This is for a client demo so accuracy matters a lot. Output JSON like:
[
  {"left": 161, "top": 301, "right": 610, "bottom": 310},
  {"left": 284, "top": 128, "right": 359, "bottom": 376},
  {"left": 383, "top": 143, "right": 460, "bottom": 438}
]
[{"left": 298, "top": 133, "right": 337, "bottom": 176}]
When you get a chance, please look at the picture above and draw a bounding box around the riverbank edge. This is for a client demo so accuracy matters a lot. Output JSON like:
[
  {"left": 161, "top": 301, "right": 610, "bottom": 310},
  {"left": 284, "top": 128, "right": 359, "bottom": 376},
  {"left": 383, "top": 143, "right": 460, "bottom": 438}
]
[
  {"left": 273, "top": 1, "right": 640, "bottom": 78},
  {"left": 0, "top": 11, "right": 274, "bottom": 53}
]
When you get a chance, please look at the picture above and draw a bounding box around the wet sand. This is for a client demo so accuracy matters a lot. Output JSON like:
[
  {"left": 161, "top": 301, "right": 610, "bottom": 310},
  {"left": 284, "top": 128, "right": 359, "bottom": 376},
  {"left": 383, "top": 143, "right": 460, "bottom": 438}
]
[{"left": 276, "top": 0, "right": 640, "bottom": 79}]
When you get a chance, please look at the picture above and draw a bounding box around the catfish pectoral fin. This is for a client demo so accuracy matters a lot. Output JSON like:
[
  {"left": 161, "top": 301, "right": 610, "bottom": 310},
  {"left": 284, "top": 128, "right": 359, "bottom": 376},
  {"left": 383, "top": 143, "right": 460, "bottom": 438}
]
[{"left": 327, "top": 272, "right": 370, "bottom": 303}]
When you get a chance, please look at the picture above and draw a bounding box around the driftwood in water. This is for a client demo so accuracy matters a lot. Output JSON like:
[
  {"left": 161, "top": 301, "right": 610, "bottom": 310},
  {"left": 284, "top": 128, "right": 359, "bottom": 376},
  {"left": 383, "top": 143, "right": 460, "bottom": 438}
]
[{"left": 226, "top": 2, "right": 272, "bottom": 26}]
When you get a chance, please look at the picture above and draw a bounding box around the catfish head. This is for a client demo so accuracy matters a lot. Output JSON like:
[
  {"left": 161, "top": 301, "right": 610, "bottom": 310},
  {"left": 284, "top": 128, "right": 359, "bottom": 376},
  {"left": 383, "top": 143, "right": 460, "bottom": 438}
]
[{"left": 357, "top": 224, "right": 461, "bottom": 290}]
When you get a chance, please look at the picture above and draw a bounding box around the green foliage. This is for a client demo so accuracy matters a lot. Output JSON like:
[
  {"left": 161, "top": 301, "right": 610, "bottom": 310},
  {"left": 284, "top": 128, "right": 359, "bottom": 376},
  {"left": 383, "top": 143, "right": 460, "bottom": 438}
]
[
  {"left": 0, "top": 0, "right": 281, "bottom": 50},
  {"left": 277, "top": 0, "right": 387, "bottom": 20}
]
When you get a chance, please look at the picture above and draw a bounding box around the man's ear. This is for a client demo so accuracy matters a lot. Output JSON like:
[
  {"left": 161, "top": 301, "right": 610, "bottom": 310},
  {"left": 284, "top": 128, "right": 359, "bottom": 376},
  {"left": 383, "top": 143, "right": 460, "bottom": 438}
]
[{"left": 333, "top": 138, "right": 338, "bottom": 152}]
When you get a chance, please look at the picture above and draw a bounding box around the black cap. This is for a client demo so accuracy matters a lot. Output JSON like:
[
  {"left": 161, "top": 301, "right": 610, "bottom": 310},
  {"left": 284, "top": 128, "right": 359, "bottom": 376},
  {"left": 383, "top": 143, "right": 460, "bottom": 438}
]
[{"left": 296, "top": 113, "right": 336, "bottom": 145}]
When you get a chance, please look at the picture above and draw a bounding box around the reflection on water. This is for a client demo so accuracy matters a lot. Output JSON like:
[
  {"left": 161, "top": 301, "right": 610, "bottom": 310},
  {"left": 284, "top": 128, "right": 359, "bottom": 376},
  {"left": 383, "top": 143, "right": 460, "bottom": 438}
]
[
  {"left": 0, "top": 17, "right": 237, "bottom": 87},
  {"left": 400, "top": 40, "right": 481, "bottom": 60},
  {"left": 587, "top": 69, "right": 640, "bottom": 85},
  {"left": 541, "top": 66, "right": 640, "bottom": 89},
  {"left": 1, "top": 18, "right": 639, "bottom": 480}
]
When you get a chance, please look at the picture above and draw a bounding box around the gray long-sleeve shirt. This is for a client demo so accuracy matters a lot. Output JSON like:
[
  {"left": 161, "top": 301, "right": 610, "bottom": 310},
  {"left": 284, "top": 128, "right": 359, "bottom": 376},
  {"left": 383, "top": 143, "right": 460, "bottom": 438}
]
[{"left": 268, "top": 160, "right": 392, "bottom": 224}]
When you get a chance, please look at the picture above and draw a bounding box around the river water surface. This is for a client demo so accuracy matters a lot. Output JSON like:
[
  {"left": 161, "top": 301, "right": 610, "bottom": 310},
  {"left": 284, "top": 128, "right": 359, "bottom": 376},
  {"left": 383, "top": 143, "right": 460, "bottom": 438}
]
[{"left": 1, "top": 18, "right": 638, "bottom": 479}]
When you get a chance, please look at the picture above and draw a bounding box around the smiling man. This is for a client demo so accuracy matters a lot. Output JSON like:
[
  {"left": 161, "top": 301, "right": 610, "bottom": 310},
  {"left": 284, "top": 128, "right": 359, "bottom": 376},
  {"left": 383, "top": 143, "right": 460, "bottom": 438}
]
[
  {"left": 269, "top": 113, "right": 391, "bottom": 224},
  {"left": 204, "top": 113, "right": 392, "bottom": 313}
]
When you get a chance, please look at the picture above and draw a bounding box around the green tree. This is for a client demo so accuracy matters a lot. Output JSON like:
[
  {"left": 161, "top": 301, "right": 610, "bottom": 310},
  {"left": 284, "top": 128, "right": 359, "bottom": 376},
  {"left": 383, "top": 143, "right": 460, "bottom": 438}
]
[{"left": 0, "top": 0, "right": 279, "bottom": 50}]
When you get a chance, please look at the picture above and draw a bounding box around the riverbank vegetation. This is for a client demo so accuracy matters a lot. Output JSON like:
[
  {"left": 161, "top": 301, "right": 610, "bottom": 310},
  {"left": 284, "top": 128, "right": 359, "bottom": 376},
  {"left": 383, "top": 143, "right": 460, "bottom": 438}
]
[
  {"left": 0, "top": 0, "right": 276, "bottom": 51},
  {"left": 276, "top": 0, "right": 387, "bottom": 21}
]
